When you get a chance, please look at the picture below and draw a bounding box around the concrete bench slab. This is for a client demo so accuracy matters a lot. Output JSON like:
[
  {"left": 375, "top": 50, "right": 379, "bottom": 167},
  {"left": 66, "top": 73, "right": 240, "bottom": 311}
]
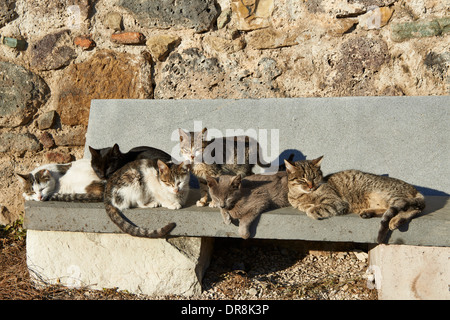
[
  {"left": 24, "top": 96, "right": 450, "bottom": 298},
  {"left": 24, "top": 193, "right": 449, "bottom": 247}
]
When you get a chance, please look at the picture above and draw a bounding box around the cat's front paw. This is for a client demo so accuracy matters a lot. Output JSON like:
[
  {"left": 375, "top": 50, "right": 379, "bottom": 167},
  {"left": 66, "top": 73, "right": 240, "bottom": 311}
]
[
  {"left": 165, "top": 203, "right": 182, "bottom": 210},
  {"left": 196, "top": 200, "right": 207, "bottom": 207},
  {"left": 209, "top": 200, "right": 219, "bottom": 208},
  {"left": 307, "top": 206, "right": 333, "bottom": 220},
  {"left": 144, "top": 201, "right": 160, "bottom": 208},
  {"left": 220, "top": 210, "right": 232, "bottom": 225}
]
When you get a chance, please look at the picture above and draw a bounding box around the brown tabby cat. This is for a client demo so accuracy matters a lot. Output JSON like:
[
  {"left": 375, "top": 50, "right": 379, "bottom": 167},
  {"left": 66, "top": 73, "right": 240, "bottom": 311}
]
[
  {"left": 179, "top": 128, "right": 273, "bottom": 207},
  {"left": 206, "top": 172, "right": 290, "bottom": 239},
  {"left": 284, "top": 156, "right": 425, "bottom": 243}
]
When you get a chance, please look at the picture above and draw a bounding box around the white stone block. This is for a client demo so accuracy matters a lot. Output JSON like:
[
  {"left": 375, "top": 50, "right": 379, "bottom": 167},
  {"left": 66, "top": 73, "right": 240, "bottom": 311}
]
[
  {"left": 26, "top": 230, "right": 213, "bottom": 297},
  {"left": 369, "top": 244, "right": 450, "bottom": 300}
]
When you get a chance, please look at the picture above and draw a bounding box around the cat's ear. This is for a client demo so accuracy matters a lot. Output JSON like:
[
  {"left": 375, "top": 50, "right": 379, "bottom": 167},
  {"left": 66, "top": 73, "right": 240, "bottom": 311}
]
[
  {"left": 179, "top": 128, "right": 189, "bottom": 142},
  {"left": 206, "top": 176, "right": 217, "bottom": 188},
  {"left": 284, "top": 160, "right": 296, "bottom": 173},
  {"left": 89, "top": 146, "right": 100, "bottom": 157},
  {"left": 312, "top": 156, "right": 324, "bottom": 168},
  {"left": 16, "top": 173, "right": 30, "bottom": 185},
  {"left": 111, "top": 143, "right": 121, "bottom": 155},
  {"left": 157, "top": 159, "right": 169, "bottom": 174},
  {"left": 195, "top": 127, "right": 207, "bottom": 141},
  {"left": 231, "top": 174, "right": 242, "bottom": 189}
]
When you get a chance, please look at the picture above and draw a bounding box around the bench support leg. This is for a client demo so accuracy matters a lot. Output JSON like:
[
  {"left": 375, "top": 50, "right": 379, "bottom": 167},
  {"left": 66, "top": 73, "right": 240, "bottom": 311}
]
[
  {"left": 26, "top": 230, "right": 214, "bottom": 297},
  {"left": 368, "top": 244, "right": 450, "bottom": 300}
]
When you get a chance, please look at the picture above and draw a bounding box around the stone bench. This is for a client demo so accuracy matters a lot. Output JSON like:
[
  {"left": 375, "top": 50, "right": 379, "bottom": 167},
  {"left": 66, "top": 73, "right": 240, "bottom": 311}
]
[{"left": 24, "top": 96, "right": 450, "bottom": 299}]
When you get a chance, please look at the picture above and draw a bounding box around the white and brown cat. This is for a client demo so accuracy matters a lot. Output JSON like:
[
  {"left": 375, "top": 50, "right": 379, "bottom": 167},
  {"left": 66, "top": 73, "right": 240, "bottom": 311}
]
[
  {"left": 103, "top": 159, "right": 190, "bottom": 238},
  {"left": 17, "top": 159, "right": 104, "bottom": 202}
]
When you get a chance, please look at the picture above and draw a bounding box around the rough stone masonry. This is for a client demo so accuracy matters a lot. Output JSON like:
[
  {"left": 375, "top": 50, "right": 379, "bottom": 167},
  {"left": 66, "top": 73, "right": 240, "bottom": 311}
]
[{"left": 0, "top": 0, "right": 449, "bottom": 224}]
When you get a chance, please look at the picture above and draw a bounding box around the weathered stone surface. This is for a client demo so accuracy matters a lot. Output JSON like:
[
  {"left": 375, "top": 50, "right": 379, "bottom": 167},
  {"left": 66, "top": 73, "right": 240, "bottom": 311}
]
[
  {"left": 347, "top": 0, "right": 396, "bottom": 9},
  {"left": 369, "top": 244, "right": 450, "bottom": 299},
  {"left": 37, "top": 110, "right": 57, "bottom": 130},
  {"left": 73, "top": 35, "right": 95, "bottom": 50},
  {"left": 57, "top": 50, "right": 152, "bottom": 126},
  {"left": 231, "top": 0, "right": 274, "bottom": 31},
  {"left": 30, "top": 30, "right": 77, "bottom": 71},
  {"left": 328, "top": 18, "right": 358, "bottom": 36},
  {"left": 118, "top": 0, "right": 218, "bottom": 32},
  {"left": 103, "top": 12, "right": 123, "bottom": 31},
  {"left": 358, "top": 6, "right": 394, "bottom": 30},
  {"left": 45, "top": 151, "right": 72, "bottom": 163},
  {"left": 217, "top": 8, "right": 231, "bottom": 29},
  {"left": 27, "top": 230, "right": 213, "bottom": 297},
  {"left": 155, "top": 48, "right": 283, "bottom": 99},
  {"left": 391, "top": 17, "right": 450, "bottom": 42},
  {"left": 39, "top": 132, "right": 55, "bottom": 149},
  {"left": 111, "top": 32, "right": 145, "bottom": 45},
  {"left": 424, "top": 51, "right": 450, "bottom": 79},
  {"left": 0, "top": 0, "right": 18, "bottom": 28},
  {"left": 0, "top": 133, "right": 40, "bottom": 153},
  {"left": 203, "top": 34, "right": 245, "bottom": 54},
  {"left": 54, "top": 127, "right": 86, "bottom": 146},
  {"left": 146, "top": 35, "right": 181, "bottom": 61},
  {"left": 246, "top": 27, "right": 299, "bottom": 49},
  {"left": 0, "top": 61, "right": 50, "bottom": 128},
  {"left": 332, "top": 37, "right": 390, "bottom": 95}
]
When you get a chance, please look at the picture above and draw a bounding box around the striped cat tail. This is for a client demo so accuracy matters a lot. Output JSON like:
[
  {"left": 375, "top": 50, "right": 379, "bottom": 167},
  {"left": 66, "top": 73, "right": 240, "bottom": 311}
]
[
  {"left": 49, "top": 193, "right": 103, "bottom": 202},
  {"left": 104, "top": 202, "right": 176, "bottom": 238}
]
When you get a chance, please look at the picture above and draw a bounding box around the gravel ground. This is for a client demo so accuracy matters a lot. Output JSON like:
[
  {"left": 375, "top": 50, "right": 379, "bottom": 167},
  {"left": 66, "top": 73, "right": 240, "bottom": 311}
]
[
  {"left": 1, "top": 233, "right": 377, "bottom": 300},
  {"left": 192, "top": 238, "right": 377, "bottom": 300}
]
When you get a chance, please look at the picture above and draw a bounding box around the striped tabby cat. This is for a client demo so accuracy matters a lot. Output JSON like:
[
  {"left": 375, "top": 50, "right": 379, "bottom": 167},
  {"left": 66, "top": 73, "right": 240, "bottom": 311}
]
[
  {"left": 284, "top": 156, "right": 425, "bottom": 243},
  {"left": 179, "top": 127, "right": 272, "bottom": 207}
]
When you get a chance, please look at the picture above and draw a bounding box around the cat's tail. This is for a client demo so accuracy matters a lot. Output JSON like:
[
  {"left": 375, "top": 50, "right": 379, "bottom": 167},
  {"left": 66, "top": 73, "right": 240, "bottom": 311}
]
[
  {"left": 257, "top": 153, "right": 295, "bottom": 170},
  {"left": 49, "top": 193, "right": 103, "bottom": 202},
  {"left": 104, "top": 202, "right": 176, "bottom": 238},
  {"left": 377, "top": 192, "right": 426, "bottom": 243}
]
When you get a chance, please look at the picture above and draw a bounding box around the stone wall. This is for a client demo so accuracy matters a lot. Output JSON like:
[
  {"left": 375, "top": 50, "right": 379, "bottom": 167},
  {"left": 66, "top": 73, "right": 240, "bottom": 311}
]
[{"left": 0, "top": 0, "right": 448, "bottom": 224}]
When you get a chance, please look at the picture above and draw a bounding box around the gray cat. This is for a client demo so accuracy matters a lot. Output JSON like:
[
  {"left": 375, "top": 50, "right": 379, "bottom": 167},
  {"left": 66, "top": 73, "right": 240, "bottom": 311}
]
[
  {"left": 103, "top": 159, "right": 190, "bottom": 238},
  {"left": 206, "top": 172, "right": 290, "bottom": 239},
  {"left": 284, "top": 156, "right": 426, "bottom": 243},
  {"left": 179, "top": 127, "right": 273, "bottom": 207}
]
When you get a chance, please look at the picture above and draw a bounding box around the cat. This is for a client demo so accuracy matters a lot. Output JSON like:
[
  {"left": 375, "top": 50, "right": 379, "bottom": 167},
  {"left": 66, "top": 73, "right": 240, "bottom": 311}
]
[
  {"left": 206, "top": 172, "right": 290, "bottom": 239},
  {"left": 179, "top": 128, "right": 275, "bottom": 207},
  {"left": 103, "top": 158, "right": 190, "bottom": 238},
  {"left": 17, "top": 159, "right": 105, "bottom": 202},
  {"left": 284, "top": 156, "right": 426, "bottom": 243},
  {"left": 89, "top": 143, "right": 172, "bottom": 180}
]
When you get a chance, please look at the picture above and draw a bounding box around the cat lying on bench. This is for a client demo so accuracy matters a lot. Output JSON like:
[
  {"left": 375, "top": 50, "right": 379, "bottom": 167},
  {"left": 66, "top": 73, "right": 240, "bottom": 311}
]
[{"left": 17, "top": 141, "right": 426, "bottom": 243}]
